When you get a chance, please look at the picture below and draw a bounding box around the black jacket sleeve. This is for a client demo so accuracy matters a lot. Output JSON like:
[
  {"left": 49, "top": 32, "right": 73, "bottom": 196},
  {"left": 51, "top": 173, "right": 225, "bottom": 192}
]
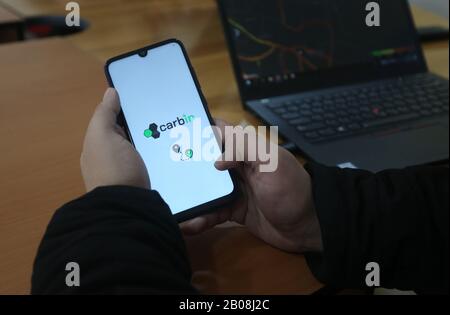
[
  {"left": 31, "top": 186, "right": 196, "bottom": 294},
  {"left": 304, "top": 163, "right": 449, "bottom": 293}
]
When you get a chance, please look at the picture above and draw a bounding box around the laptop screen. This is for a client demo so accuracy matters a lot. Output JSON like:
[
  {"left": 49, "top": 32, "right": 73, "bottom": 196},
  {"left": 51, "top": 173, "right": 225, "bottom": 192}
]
[{"left": 218, "top": 0, "right": 427, "bottom": 100}]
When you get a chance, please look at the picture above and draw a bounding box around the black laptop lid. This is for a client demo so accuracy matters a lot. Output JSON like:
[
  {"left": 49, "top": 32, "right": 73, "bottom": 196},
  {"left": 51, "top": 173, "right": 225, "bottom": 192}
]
[{"left": 218, "top": 0, "right": 427, "bottom": 101}]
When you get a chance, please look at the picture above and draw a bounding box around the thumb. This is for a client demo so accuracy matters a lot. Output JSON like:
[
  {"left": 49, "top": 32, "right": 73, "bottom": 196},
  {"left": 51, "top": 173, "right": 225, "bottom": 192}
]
[
  {"left": 214, "top": 153, "right": 241, "bottom": 171},
  {"left": 214, "top": 125, "right": 264, "bottom": 171},
  {"left": 93, "top": 88, "right": 121, "bottom": 130}
]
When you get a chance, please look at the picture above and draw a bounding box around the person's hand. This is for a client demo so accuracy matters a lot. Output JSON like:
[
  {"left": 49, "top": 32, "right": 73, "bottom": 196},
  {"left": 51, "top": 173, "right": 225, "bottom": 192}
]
[
  {"left": 80, "top": 88, "right": 150, "bottom": 192},
  {"left": 181, "top": 120, "right": 323, "bottom": 254}
]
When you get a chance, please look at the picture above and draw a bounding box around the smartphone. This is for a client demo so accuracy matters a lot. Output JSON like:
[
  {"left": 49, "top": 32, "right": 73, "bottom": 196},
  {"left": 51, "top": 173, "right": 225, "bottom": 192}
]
[{"left": 105, "top": 39, "right": 237, "bottom": 222}]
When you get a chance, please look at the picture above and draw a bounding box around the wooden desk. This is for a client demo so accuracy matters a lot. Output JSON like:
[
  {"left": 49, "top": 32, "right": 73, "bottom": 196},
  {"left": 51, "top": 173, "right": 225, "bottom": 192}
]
[
  {"left": 0, "top": 39, "right": 107, "bottom": 294},
  {"left": 0, "top": 0, "right": 448, "bottom": 295},
  {"left": 0, "top": 3, "right": 23, "bottom": 43}
]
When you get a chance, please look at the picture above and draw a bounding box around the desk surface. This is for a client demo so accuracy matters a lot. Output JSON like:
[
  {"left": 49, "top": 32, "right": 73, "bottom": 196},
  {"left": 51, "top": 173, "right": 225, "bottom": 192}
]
[
  {"left": 0, "top": 0, "right": 448, "bottom": 295},
  {"left": 0, "top": 2, "right": 21, "bottom": 24},
  {"left": 0, "top": 38, "right": 108, "bottom": 294}
]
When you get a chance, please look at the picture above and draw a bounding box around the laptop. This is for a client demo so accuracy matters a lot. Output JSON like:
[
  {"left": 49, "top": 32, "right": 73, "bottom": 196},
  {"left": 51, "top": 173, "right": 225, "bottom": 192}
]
[{"left": 217, "top": 0, "right": 449, "bottom": 171}]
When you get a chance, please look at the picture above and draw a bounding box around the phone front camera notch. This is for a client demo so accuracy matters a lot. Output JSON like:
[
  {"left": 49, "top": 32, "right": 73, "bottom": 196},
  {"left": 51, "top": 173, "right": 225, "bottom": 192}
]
[{"left": 138, "top": 50, "right": 148, "bottom": 58}]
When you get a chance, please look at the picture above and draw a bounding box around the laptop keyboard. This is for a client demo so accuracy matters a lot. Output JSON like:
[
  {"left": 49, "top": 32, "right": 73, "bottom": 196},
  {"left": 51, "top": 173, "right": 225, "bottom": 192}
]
[{"left": 268, "top": 74, "right": 449, "bottom": 144}]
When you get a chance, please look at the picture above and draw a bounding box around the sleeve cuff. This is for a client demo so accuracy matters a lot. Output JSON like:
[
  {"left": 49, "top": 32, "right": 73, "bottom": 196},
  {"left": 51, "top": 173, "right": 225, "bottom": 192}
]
[
  {"left": 303, "top": 163, "right": 352, "bottom": 287},
  {"left": 53, "top": 186, "right": 175, "bottom": 227}
]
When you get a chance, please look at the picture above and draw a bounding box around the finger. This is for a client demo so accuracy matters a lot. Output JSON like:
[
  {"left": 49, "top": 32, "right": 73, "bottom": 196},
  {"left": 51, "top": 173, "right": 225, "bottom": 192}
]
[
  {"left": 214, "top": 153, "right": 241, "bottom": 171},
  {"left": 92, "top": 88, "right": 121, "bottom": 130},
  {"left": 212, "top": 118, "right": 231, "bottom": 147},
  {"left": 213, "top": 118, "right": 230, "bottom": 135},
  {"left": 180, "top": 209, "right": 231, "bottom": 235},
  {"left": 212, "top": 119, "right": 271, "bottom": 173},
  {"left": 214, "top": 124, "right": 254, "bottom": 172},
  {"left": 179, "top": 217, "right": 209, "bottom": 236},
  {"left": 219, "top": 125, "right": 259, "bottom": 168}
]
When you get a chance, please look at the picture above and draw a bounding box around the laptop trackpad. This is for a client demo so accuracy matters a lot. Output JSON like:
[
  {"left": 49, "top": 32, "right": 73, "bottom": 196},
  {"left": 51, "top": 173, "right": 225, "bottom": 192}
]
[
  {"left": 328, "top": 122, "right": 449, "bottom": 171},
  {"left": 370, "top": 123, "right": 448, "bottom": 169}
]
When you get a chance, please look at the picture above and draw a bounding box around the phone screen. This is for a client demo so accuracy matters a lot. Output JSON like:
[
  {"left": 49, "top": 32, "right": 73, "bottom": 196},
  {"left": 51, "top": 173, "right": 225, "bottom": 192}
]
[{"left": 107, "top": 41, "right": 235, "bottom": 215}]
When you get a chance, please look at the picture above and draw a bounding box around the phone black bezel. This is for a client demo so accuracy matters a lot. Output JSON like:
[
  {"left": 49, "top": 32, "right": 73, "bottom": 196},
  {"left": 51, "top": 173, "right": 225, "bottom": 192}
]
[{"left": 104, "top": 38, "right": 239, "bottom": 222}]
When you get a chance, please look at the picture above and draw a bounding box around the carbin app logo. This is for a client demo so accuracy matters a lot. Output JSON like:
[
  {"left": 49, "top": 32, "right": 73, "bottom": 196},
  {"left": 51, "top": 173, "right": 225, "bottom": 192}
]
[
  {"left": 144, "top": 123, "right": 160, "bottom": 139},
  {"left": 144, "top": 114, "right": 195, "bottom": 139}
]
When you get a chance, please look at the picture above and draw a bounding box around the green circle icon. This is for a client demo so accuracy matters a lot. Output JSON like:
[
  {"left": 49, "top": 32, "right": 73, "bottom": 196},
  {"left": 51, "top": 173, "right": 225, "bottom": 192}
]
[
  {"left": 185, "top": 149, "right": 193, "bottom": 159},
  {"left": 144, "top": 129, "right": 153, "bottom": 138}
]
